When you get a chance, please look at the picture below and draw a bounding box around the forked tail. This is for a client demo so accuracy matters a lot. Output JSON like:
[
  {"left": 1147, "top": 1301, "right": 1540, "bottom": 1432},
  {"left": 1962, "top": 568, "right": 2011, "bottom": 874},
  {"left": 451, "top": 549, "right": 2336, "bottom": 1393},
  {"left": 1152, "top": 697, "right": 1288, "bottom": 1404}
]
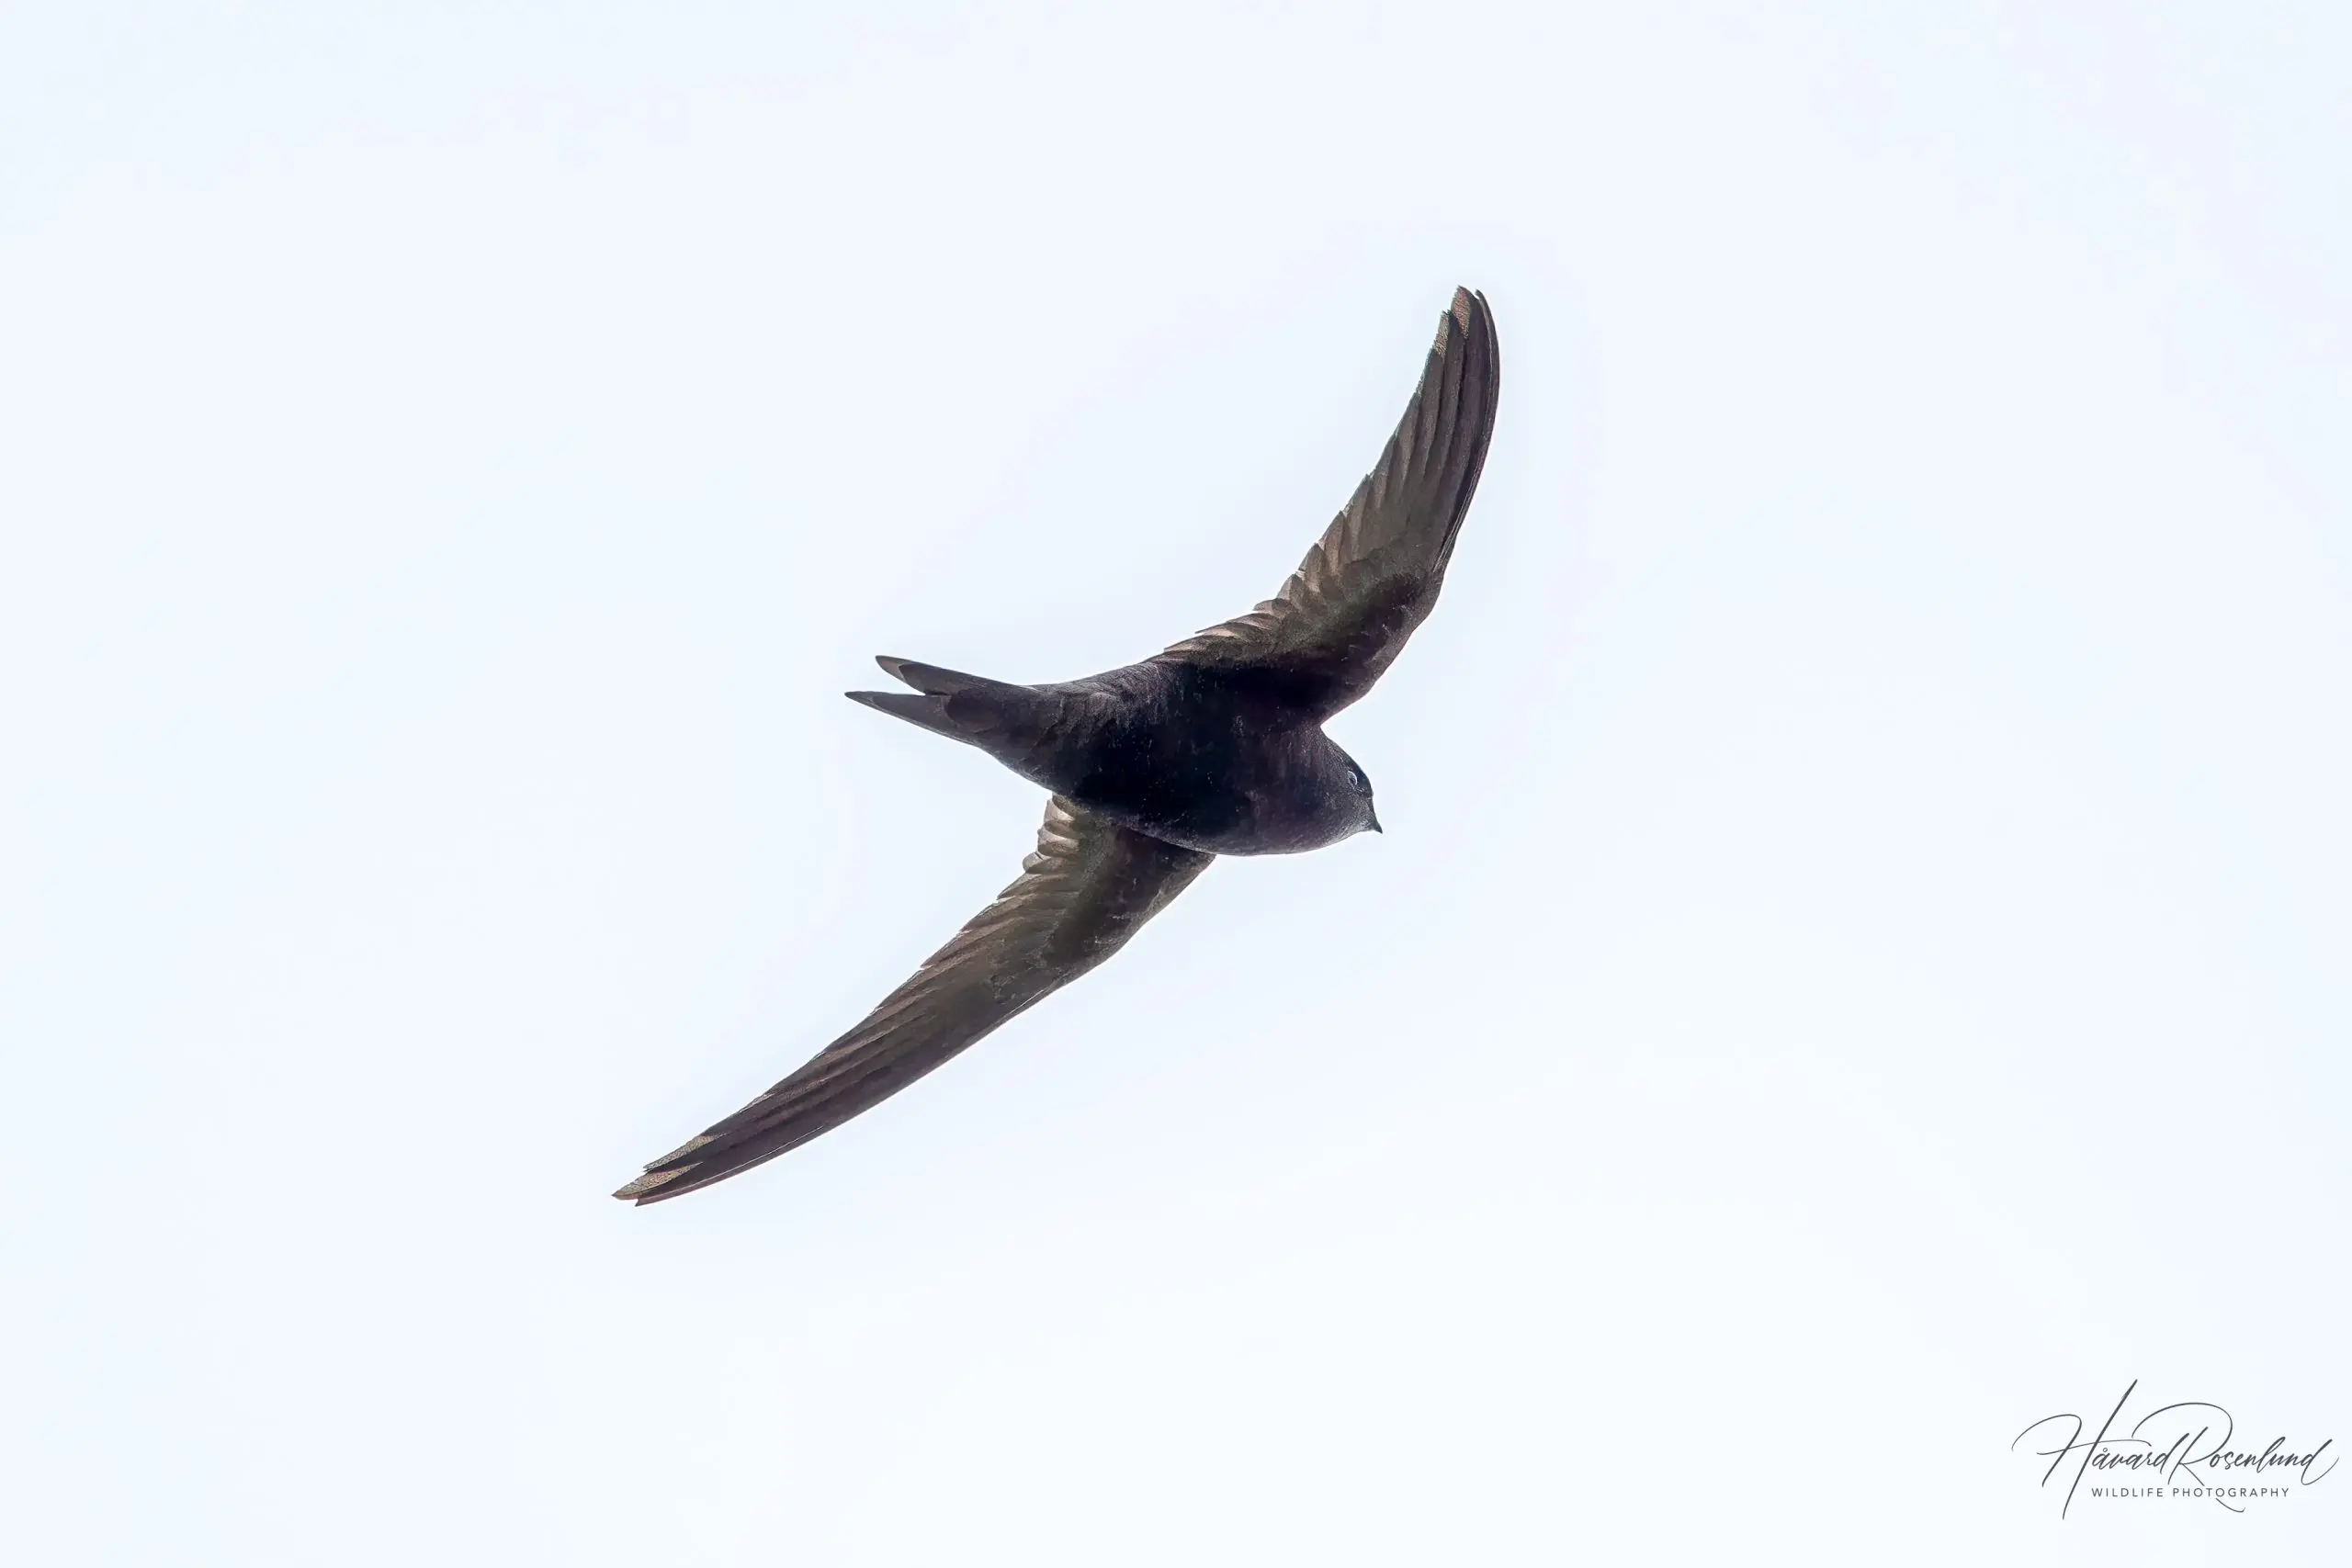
[{"left": 847, "top": 656, "right": 1070, "bottom": 779}]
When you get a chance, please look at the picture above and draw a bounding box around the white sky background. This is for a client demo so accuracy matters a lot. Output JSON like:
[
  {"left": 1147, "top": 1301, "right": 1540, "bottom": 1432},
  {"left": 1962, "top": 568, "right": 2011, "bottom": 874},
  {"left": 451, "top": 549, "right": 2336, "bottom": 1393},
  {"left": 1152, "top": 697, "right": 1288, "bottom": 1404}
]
[{"left": 3, "top": 2, "right": 2346, "bottom": 1562}]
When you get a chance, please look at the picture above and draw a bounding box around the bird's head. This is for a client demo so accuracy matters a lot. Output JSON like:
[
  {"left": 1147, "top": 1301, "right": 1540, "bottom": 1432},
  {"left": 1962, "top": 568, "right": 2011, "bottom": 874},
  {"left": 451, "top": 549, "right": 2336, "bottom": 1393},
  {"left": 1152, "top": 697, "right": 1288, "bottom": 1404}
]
[{"left": 1328, "top": 744, "right": 1382, "bottom": 839}]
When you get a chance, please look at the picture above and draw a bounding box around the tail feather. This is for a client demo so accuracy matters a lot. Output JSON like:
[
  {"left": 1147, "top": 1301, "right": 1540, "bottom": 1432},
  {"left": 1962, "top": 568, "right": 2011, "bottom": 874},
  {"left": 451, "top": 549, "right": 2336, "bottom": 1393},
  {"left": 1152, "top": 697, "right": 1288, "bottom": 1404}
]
[
  {"left": 845, "top": 688, "right": 967, "bottom": 743},
  {"left": 874, "top": 655, "right": 1019, "bottom": 699},
  {"left": 850, "top": 655, "right": 1114, "bottom": 794},
  {"left": 849, "top": 655, "right": 1050, "bottom": 764}
]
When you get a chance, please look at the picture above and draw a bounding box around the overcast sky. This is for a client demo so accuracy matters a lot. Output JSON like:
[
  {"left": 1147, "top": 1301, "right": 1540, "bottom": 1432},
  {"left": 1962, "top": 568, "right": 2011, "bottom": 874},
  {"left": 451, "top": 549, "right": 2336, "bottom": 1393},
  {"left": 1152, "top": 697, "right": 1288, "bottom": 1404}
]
[{"left": 4, "top": 4, "right": 2346, "bottom": 1562}]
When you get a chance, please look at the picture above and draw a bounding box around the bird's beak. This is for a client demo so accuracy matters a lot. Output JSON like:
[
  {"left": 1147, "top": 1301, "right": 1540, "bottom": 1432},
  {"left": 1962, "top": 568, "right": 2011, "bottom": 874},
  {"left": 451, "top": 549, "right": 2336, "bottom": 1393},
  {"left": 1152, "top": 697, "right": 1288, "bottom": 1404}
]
[{"left": 1367, "top": 811, "right": 1383, "bottom": 835}]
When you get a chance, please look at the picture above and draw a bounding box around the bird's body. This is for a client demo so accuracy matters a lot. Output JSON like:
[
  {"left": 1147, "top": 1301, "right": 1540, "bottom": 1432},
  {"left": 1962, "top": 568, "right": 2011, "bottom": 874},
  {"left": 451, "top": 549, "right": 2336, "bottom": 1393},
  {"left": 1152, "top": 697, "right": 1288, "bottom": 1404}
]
[
  {"left": 853, "top": 658, "right": 1374, "bottom": 856},
  {"left": 617, "top": 288, "right": 1501, "bottom": 1204}
]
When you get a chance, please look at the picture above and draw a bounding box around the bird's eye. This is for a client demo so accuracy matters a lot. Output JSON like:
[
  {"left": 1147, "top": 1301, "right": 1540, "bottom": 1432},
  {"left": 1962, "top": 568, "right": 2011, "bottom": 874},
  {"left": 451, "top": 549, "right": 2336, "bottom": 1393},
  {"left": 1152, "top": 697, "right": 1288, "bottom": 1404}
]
[{"left": 1348, "top": 768, "right": 1367, "bottom": 794}]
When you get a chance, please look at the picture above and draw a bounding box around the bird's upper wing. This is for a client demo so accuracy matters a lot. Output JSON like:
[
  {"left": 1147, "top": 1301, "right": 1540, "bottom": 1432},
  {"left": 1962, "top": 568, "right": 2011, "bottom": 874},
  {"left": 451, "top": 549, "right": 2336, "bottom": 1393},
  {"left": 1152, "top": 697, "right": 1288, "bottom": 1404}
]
[
  {"left": 615, "top": 798, "right": 1214, "bottom": 1204},
  {"left": 1151, "top": 287, "right": 1500, "bottom": 717}
]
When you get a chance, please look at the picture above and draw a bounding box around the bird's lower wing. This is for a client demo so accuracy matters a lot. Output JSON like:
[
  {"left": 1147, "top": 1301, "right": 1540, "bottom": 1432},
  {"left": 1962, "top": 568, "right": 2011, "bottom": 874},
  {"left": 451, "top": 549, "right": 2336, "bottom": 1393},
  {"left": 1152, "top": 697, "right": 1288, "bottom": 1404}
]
[{"left": 615, "top": 797, "right": 1215, "bottom": 1204}]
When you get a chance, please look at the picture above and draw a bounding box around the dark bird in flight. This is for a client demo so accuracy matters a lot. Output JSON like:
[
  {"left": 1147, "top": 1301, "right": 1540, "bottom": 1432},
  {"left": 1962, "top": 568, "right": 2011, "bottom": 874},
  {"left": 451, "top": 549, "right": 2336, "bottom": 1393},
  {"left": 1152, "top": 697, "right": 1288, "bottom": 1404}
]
[{"left": 616, "top": 288, "right": 1500, "bottom": 1203}]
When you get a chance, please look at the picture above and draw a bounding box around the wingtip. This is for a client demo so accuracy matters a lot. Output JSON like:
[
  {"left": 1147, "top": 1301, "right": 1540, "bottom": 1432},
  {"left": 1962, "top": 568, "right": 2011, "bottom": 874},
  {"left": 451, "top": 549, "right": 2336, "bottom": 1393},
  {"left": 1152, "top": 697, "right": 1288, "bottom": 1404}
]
[
  {"left": 1435, "top": 288, "right": 1498, "bottom": 393},
  {"left": 611, "top": 1134, "right": 716, "bottom": 1203},
  {"left": 1445, "top": 286, "right": 1487, "bottom": 334},
  {"left": 612, "top": 1166, "right": 694, "bottom": 1203}
]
